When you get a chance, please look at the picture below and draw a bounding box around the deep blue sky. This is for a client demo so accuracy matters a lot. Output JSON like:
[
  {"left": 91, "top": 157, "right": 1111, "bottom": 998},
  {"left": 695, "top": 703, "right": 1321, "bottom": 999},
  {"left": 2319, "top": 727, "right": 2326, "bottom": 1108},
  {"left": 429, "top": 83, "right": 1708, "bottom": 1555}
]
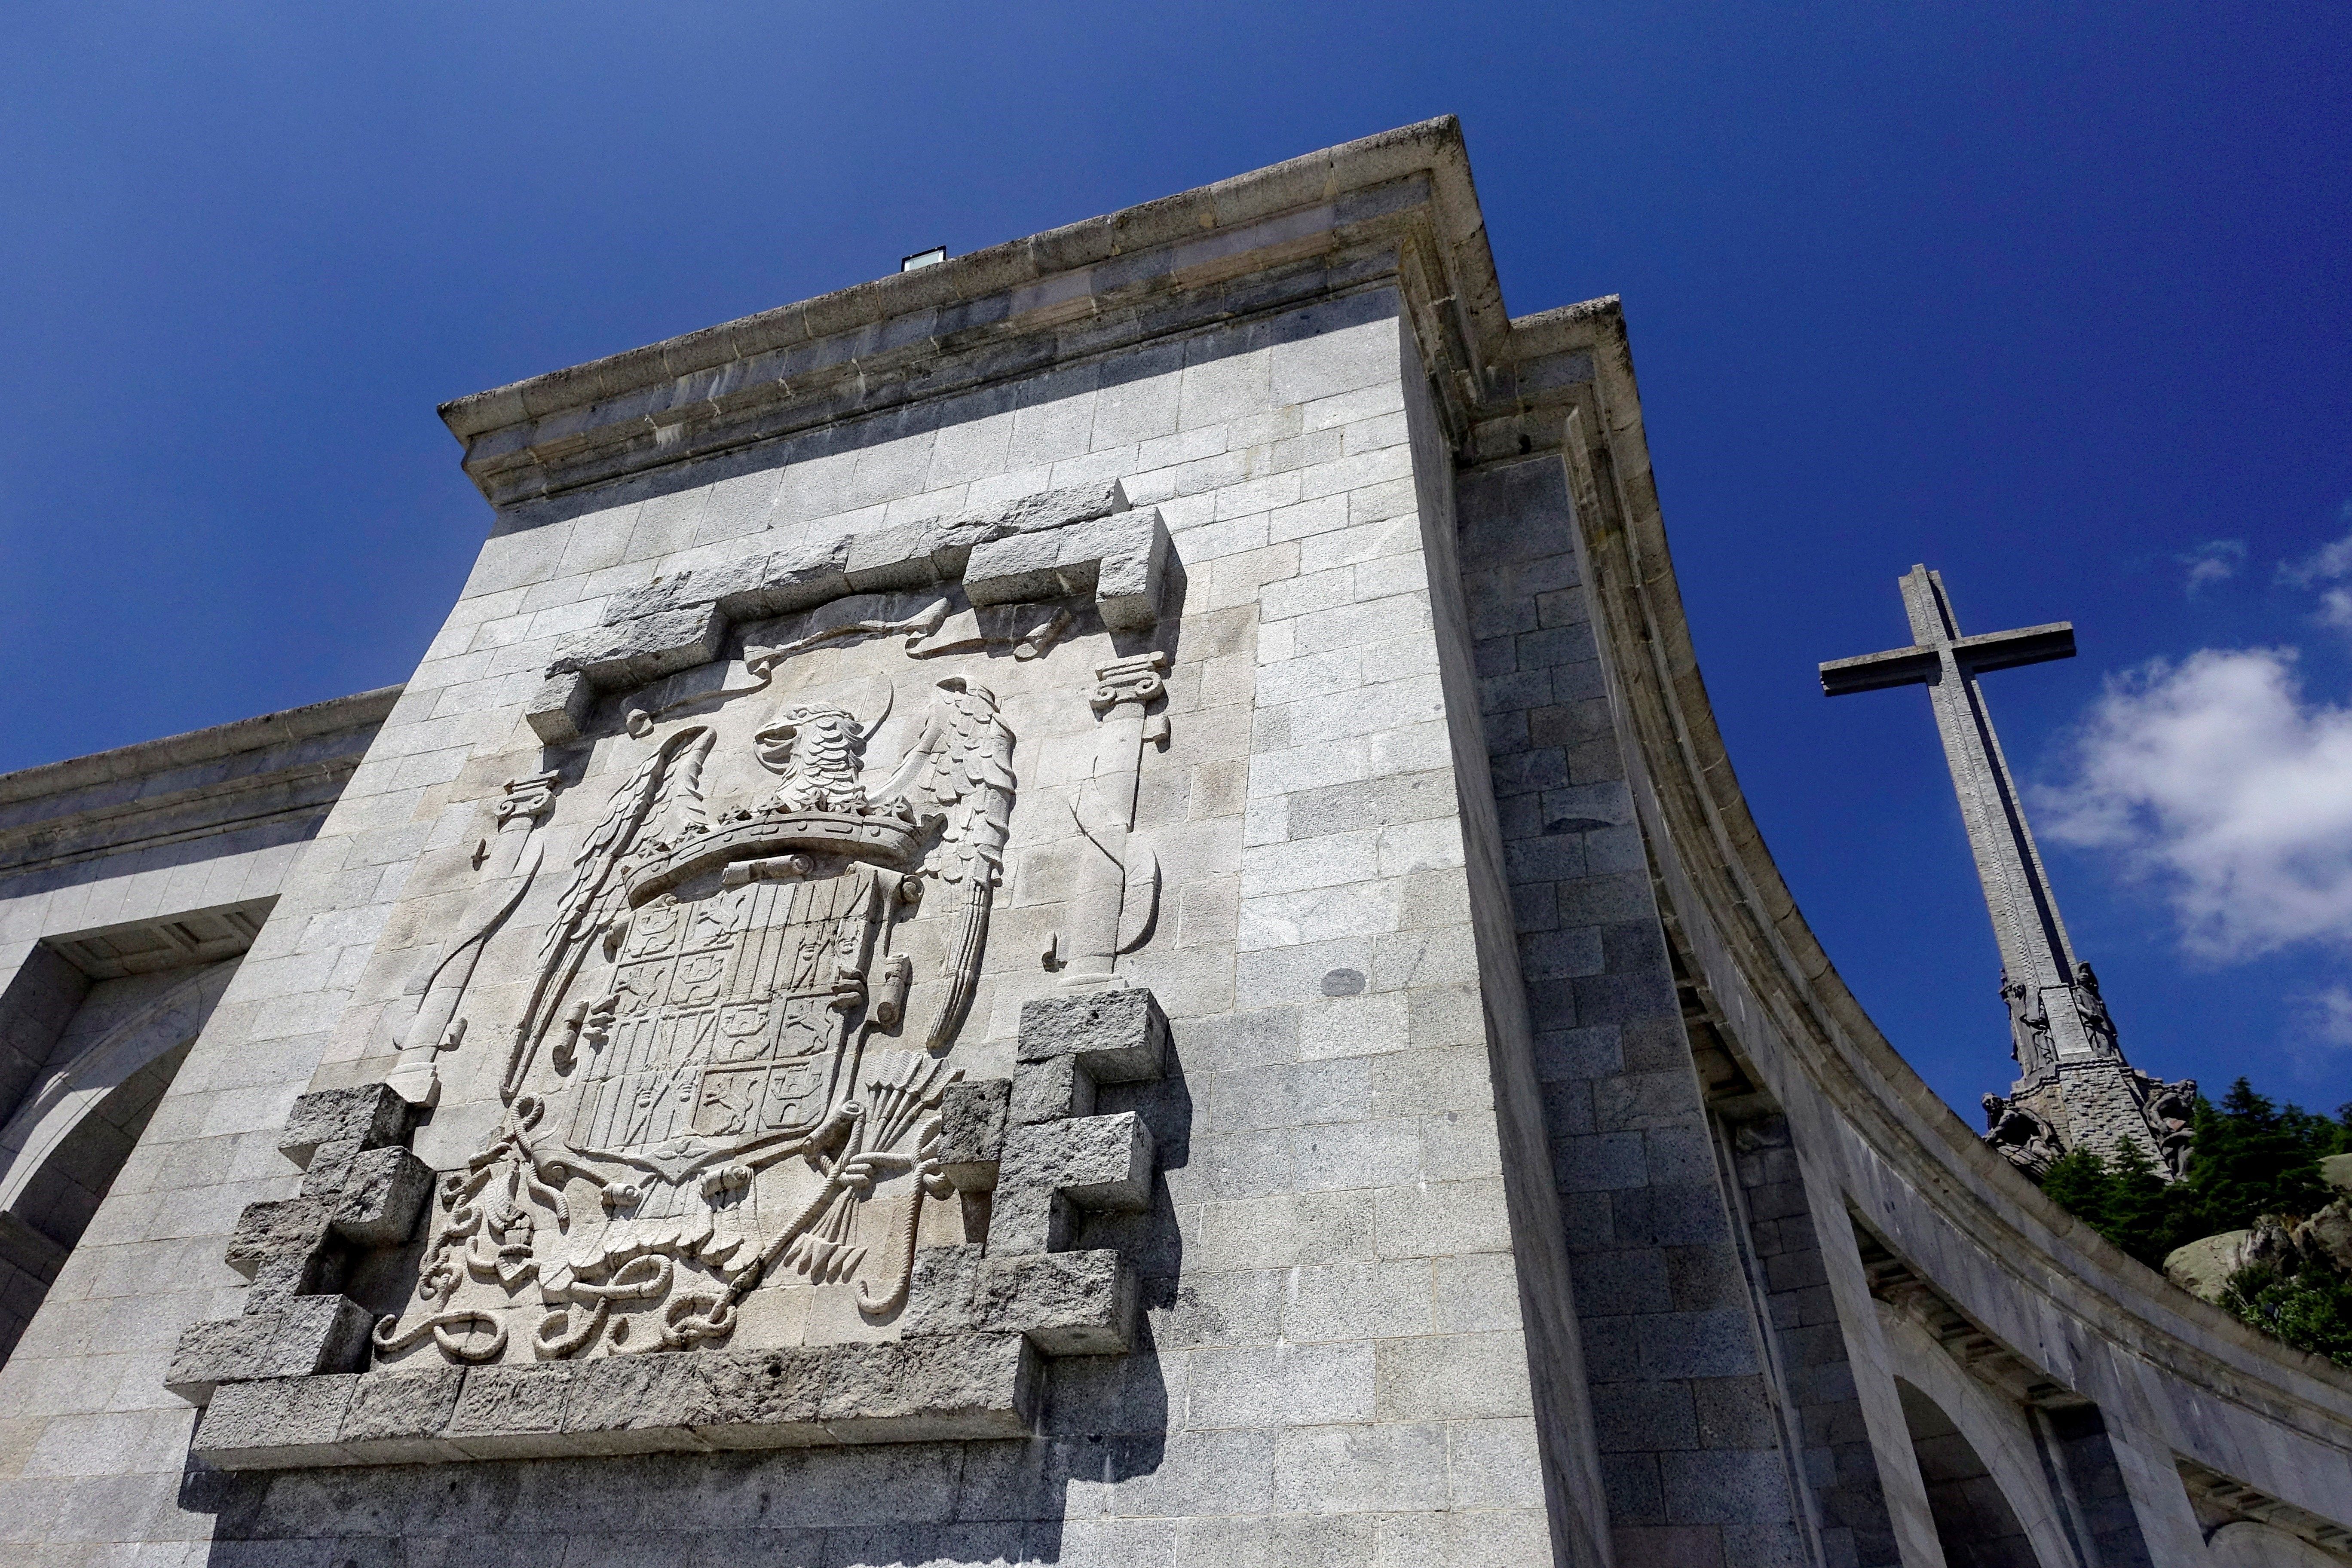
[{"left": 5, "top": 3, "right": 2347, "bottom": 1124}]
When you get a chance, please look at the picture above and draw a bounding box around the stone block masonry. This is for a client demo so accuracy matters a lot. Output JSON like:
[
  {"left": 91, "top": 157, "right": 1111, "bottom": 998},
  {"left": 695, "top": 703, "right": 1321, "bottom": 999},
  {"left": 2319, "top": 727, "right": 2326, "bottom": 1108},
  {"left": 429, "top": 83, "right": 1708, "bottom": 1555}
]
[{"left": 3, "top": 118, "right": 2347, "bottom": 1568}]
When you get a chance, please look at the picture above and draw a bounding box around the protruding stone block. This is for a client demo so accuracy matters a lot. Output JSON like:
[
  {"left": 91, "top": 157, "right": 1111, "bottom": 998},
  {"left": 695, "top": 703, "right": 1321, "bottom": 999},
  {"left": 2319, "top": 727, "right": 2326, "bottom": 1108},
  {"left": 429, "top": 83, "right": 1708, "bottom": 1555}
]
[
  {"left": 278, "top": 1083, "right": 416, "bottom": 1168},
  {"left": 963, "top": 528, "right": 1072, "bottom": 608},
  {"left": 844, "top": 519, "right": 957, "bottom": 592},
  {"left": 981, "top": 1250, "right": 1137, "bottom": 1355},
  {"left": 1089, "top": 506, "right": 1172, "bottom": 631},
  {"left": 191, "top": 1375, "right": 358, "bottom": 1469},
  {"left": 445, "top": 1361, "right": 578, "bottom": 1458},
  {"left": 223, "top": 1196, "right": 330, "bottom": 1281},
  {"left": 692, "top": 1347, "right": 828, "bottom": 1449},
  {"left": 937, "top": 1077, "right": 1011, "bottom": 1191},
  {"left": 1009, "top": 1053, "right": 1093, "bottom": 1127},
  {"left": 524, "top": 671, "right": 596, "bottom": 746},
  {"left": 166, "top": 1294, "right": 375, "bottom": 1401},
  {"left": 547, "top": 603, "right": 727, "bottom": 688},
  {"left": 992, "top": 1112, "right": 1156, "bottom": 1256},
  {"left": 327, "top": 1145, "right": 435, "bottom": 1246},
  {"left": 339, "top": 1365, "right": 467, "bottom": 1464},
  {"left": 990, "top": 479, "right": 1129, "bottom": 536},
  {"left": 733, "top": 536, "right": 854, "bottom": 618},
  {"left": 817, "top": 1332, "right": 1038, "bottom": 1442},
  {"left": 563, "top": 1352, "right": 721, "bottom": 1453},
  {"left": 1016, "top": 988, "right": 1169, "bottom": 1084}
]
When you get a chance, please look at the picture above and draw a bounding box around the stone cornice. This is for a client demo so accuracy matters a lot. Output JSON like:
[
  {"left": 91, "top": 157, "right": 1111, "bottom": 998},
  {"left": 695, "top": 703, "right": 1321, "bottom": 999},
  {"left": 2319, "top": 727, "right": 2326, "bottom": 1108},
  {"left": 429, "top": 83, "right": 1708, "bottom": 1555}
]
[
  {"left": 0, "top": 687, "right": 400, "bottom": 876},
  {"left": 439, "top": 118, "right": 1598, "bottom": 510},
  {"left": 1561, "top": 310, "right": 2352, "bottom": 1504}
]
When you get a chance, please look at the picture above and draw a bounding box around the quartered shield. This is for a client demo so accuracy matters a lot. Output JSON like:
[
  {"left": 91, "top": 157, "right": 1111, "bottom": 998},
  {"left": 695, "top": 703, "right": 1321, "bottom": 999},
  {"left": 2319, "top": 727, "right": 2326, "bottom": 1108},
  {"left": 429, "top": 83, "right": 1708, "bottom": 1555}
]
[{"left": 561, "top": 861, "right": 888, "bottom": 1183}]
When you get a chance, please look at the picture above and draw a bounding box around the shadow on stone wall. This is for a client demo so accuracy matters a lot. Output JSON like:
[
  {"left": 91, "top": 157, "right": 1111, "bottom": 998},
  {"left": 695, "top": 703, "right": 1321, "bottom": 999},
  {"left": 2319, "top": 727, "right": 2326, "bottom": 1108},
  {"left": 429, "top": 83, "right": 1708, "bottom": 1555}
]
[{"left": 182, "top": 1038, "right": 1193, "bottom": 1566}]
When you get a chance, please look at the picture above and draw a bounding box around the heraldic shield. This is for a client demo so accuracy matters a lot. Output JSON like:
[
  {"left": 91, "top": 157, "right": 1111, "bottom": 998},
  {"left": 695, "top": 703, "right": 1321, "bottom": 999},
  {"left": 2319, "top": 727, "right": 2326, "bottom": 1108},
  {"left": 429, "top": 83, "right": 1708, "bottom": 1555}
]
[
  {"left": 375, "top": 671, "right": 1016, "bottom": 1369},
  {"left": 582, "top": 867, "right": 882, "bottom": 1170}
]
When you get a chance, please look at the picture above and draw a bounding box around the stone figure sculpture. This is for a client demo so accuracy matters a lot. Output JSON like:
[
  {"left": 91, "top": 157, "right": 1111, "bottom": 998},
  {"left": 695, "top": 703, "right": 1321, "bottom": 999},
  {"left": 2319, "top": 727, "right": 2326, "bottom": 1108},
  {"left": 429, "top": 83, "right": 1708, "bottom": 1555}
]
[
  {"left": 2073, "top": 960, "right": 2119, "bottom": 1057},
  {"left": 2001, "top": 971, "right": 2051, "bottom": 1070},
  {"left": 1983, "top": 1091, "right": 2063, "bottom": 1179},
  {"left": 2140, "top": 1071, "right": 2199, "bottom": 1178}
]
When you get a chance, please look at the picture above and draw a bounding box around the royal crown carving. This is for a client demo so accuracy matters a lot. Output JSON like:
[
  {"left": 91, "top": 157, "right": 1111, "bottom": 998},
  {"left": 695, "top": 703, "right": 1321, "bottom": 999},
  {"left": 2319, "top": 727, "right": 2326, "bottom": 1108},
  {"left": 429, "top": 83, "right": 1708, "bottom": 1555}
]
[{"left": 170, "top": 488, "right": 1177, "bottom": 1461}]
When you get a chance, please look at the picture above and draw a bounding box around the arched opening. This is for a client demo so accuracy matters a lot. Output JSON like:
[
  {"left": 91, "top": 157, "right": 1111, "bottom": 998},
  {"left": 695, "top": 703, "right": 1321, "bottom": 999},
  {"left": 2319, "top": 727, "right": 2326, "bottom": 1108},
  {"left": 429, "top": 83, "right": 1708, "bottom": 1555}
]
[
  {"left": 2208, "top": 1521, "right": 2347, "bottom": 1568},
  {"left": 1896, "top": 1376, "right": 2046, "bottom": 1568},
  {"left": 0, "top": 956, "right": 237, "bottom": 1365}
]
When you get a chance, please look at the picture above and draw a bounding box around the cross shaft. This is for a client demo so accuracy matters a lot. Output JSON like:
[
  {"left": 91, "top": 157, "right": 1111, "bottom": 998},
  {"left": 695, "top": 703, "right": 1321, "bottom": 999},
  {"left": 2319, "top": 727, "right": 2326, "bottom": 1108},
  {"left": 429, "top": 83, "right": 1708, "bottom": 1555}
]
[{"left": 1821, "top": 566, "right": 2092, "bottom": 1081}]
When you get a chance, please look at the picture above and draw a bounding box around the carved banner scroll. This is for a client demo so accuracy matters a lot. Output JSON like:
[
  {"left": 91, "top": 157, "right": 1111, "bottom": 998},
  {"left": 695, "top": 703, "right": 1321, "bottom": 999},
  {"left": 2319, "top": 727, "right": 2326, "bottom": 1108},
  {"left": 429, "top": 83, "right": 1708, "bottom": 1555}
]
[
  {"left": 172, "top": 490, "right": 1177, "bottom": 1464},
  {"left": 377, "top": 671, "right": 1017, "bottom": 1368}
]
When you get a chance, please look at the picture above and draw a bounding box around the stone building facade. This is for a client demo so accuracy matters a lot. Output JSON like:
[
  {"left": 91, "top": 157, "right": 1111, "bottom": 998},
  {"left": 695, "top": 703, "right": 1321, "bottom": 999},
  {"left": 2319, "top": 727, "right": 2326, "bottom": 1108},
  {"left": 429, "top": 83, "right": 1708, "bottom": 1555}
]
[{"left": 0, "top": 120, "right": 2344, "bottom": 1568}]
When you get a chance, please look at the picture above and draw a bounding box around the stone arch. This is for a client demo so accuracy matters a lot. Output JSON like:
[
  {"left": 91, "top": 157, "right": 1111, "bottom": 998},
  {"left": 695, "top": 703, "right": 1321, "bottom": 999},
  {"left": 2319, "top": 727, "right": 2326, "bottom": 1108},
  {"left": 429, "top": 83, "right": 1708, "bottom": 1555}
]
[
  {"left": 2208, "top": 1522, "right": 2349, "bottom": 1568},
  {"left": 1875, "top": 1302, "right": 2078, "bottom": 1568},
  {"left": 0, "top": 957, "right": 236, "bottom": 1364}
]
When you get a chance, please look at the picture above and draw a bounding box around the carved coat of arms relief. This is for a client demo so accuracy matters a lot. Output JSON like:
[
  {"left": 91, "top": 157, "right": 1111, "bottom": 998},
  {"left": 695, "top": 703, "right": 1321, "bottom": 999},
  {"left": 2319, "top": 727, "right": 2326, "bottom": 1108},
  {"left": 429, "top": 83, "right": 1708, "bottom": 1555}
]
[{"left": 372, "top": 577, "right": 1162, "bottom": 1371}]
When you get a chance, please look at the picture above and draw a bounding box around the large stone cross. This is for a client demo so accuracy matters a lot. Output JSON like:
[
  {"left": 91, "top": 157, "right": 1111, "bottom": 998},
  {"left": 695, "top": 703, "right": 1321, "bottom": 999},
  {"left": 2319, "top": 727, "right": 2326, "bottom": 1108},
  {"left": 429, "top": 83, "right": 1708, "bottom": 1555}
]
[{"left": 1819, "top": 565, "right": 2093, "bottom": 1075}]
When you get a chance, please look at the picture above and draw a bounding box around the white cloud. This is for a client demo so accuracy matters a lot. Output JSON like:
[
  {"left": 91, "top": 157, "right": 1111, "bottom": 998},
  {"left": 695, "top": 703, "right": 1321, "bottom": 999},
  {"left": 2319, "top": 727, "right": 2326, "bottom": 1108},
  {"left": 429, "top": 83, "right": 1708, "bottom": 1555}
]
[
  {"left": 2279, "top": 516, "right": 2352, "bottom": 635},
  {"left": 2037, "top": 648, "right": 2352, "bottom": 962},
  {"left": 2289, "top": 986, "right": 2352, "bottom": 1079},
  {"left": 2178, "top": 539, "right": 2245, "bottom": 594}
]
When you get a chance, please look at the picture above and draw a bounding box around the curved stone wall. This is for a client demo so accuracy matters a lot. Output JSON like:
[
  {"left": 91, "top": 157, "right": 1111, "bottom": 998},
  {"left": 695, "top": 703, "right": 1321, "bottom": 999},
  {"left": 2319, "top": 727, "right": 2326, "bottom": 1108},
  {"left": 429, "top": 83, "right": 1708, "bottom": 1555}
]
[{"left": 1566, "top": 304, "right": 2352, "bottom": 1561}]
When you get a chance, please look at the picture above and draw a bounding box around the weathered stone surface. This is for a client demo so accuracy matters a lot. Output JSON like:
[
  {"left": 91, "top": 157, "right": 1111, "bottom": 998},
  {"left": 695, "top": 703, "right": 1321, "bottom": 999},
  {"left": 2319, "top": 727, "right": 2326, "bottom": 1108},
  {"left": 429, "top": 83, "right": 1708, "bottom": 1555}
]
[
  {"left": 977, "top": 1250, "right": 1137, "bottom": 1355},
  {"left": 693, "top": 1347, "right": 828, "bottom": 1448},
  {"left": 1016, "top": 988, "right": 1169, "bottom": 1082},
  {"left": 561, "top": 1351, "right": 722, "bottom": 1452},
  {"left": 547, "top": 604, "right": 727, "bottom": 687},
  {"left": 2165, "top": 1231, "right": 2253, "bottom": 1304},
  {"left": 962, "top": 528, "right": 1071, "bottom": 608},
  {"left": 956, "top": 505, "right": 1166, "bottom": 625},
  {"left": 602, "top": 552, "right": 772, "bottom": 624},
  {"left": 899, "top": 1243, "right": 984, "bottom": 1338},
  {"left": 992, "top": 1112, "right": 1155, "bottom": 1256},
  {"left": 987, "top": 478, "right": 1128, "bottom": 536},
  {"left": 816, "top": 1333, "right": 1038, "bottom": 1441},
  {"left": 191, "top": 1375, "right": 358, "bottom": 1469},
  {"left": 223, "top": 1196, "right": 330, "bottom": 1280},
  {"left": 326, "top": 1145, "right": 434, "bottom": 1246},
  {"left": 444, "top": 1361, "right": 578, "bottom": 1458},
  {"left": 726, "top": 536, "right": 854, "bottom": 618},
  {"left": 339, "top": 1365, "right": 466, "bottom": 1463},
  {"left": 937, "top": 1076, "right": 1011, "bottom": 1191},
  {"left": 278, "top": 1083, "right": 415, "bottom": 1167},
  {"left": 165, "top": 1294, "right": 374, "bottom": 1399},
  {"left": 1088, "top": 506, "right": 1173, "bottom": 631},
  {"left": 1008, "top": 1053, "right": 1091, "bottom": 1127},
  {"left": 844, "top": 519, "right": 959, "bottom": 592},
  {"left": 899, "top": 1243, "right": 1131, "bottom": 1353},
  {"left": 524, "top": 669, "right": 595, "bottom": 745}
]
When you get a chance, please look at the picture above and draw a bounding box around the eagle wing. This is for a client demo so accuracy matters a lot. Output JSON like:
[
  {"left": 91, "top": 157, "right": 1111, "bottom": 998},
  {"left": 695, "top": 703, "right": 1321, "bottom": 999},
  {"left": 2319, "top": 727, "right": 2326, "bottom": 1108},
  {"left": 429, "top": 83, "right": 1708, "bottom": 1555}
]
[
  {"left": 875, "top": 679, "right": 1015, "bottom": 1050},
  {"left": 505, "top": 726, "right": 712, "bottom": 1096}
]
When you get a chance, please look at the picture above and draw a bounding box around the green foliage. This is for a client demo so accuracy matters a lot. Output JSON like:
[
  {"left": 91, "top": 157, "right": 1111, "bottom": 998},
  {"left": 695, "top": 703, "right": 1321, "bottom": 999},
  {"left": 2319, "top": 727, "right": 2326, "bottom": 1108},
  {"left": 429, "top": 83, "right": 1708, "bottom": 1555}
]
[
  {"left": 2220, "top": 1258, "right": 2352, "bottom": 1370},
  {"left": 2038, "top": 1078, "right": 2352, "bottom": 1271}
]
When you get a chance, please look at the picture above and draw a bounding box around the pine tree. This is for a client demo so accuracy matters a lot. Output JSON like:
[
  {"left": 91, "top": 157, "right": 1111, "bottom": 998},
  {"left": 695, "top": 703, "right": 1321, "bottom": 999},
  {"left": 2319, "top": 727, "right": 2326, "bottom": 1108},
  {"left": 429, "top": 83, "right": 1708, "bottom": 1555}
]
[
  {"left": 2032, "top": 1076, "right": 2352, "bottom": 1364},
  {"left": 2034, "top": 1079, "right": 2348, "bottom": 1269},
  {"left": 2221, "top": 1259, "right": 2352, "bottom": 1370},
  {"left": 2042, "top": 1147, "right": 2114, "bottom": 1234}
]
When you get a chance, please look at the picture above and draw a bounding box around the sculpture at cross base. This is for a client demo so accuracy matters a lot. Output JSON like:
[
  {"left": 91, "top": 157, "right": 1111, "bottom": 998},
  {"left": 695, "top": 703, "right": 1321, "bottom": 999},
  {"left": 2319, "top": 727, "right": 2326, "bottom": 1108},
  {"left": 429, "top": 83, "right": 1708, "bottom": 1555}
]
[{"left": 1822, "top": 565, "right": 2196, "bottom": 1180}]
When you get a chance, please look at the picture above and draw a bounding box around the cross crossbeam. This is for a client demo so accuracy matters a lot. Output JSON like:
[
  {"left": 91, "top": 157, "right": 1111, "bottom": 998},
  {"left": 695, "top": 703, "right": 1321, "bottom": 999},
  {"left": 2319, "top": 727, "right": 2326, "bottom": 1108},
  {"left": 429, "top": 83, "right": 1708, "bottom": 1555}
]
[
  {"left": 1822, "top": 566, "right": 2092, "bottom": 1081},
  {"left": 1819, "top": 621, "right": 2075, "bottom": 695}
]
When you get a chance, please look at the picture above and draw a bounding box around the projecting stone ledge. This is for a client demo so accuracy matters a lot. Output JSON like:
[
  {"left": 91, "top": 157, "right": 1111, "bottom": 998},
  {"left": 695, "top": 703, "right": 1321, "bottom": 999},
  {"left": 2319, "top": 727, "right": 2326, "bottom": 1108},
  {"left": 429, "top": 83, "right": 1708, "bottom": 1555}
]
[
  {"left": 525, "top": 480, "right": 1169, "bottom": 746},
  {"left": 177, "top": 988, "right": 1168, "bottom": 1471},
  {"left": 191, "top": 1332, "right": 1041, "bottom": 1470}
]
